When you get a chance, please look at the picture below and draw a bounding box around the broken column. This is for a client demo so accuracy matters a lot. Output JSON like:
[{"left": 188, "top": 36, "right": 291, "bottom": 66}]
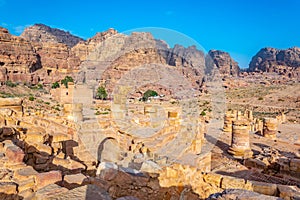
[
  {"left": 63, "top": 103, "right": 83, "bottom": 122},
  {"left": 228, "top": 119, "right": 252, "bottom": 159},
  {"left": 263, "top": 118, "right": 278, "bottom": 139},
  {"left": 223, "top": 111, "right": 236, "bottom": 132}
]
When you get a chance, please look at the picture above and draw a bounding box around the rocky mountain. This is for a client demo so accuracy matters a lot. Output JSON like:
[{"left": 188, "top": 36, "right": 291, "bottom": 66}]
[
  {"left": 0, "top": 27, "right": 41, "bottom": 83},
  {"left": 21, "top": 24, "right": 84, "bottom": 48},
  {"left": 249, "top": 47, "right": 300, "bottom": 78},
  {"left": 72, "top": 28, "right": 118, "bottom": 61},
  {"left": 208, "top": 50, "right": 240, "bottom": 76}
]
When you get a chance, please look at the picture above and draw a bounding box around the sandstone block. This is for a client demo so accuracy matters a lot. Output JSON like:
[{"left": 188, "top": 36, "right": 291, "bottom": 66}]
[
  {"left": 34, "top": 183, "right": 68, "bottom": 200},
  {"left": 278, "top": 185, "right": 300, "bottom": 200},
  {"left": 13, "top": 166, "right": 38, "bottom": 181},
  {"left": 0, "top": 182, "right": 17, "bottom": 194},
  {"left": 16, "top": 177, "right": 35, "bottom": 192},
  {"left": 290, "top": 158, "right": 300, "bottom": 172},
  {"left": 35, "top": 170, "right": 62, "bottom": 190},
  {"left": 5, "top": 144, "right": 25, "bottom": 163},
  {"left": 25, "top": 132, "right": 45, "bottom": 143},
  {"left": 203, "top": 173, "right": 222, "bottom": 187},
  {"left": 251, "top": 181, "right": 277, "bottom": 196},
  {"left": 63, "top": 173, "right": 88, "bottom": 189},
  {"left": 221, "top": 176, "right": 246, "bottom": 189}
]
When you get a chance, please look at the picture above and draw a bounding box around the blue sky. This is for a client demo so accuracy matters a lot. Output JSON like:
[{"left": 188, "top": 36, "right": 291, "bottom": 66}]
[{"left": 1, "top": 0, "right": 300, "bottom": 68}]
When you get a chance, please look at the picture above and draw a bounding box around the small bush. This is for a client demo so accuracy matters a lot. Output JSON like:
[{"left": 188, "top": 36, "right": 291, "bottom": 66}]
[
  {"left": 258, "top": 97, "right": 263, "bottom": 100},
  {"left": 51, "top": 82, "right": 60, "bottom": 89},
  {"left": 5, "top": 80, "right": 17, "bottom": 87},
  {"left": 278, "top": 98, "right": 284, "bottom": 102},
  {"left": 96, "top": 86, "right": 108, "bottom": 100},
  {"left": 29, "top": 96, "right": 35, "bottom": 101},
  {"left": 142, "top": 90, "right": 158, "bottom": 101},
  {"left": 37, "top": 83, "right": 43, "bottom": 89},
  {"left": 61, "top": 76, "right": 73, "bottom": 88},
  {"left": 200, "top": 110, "right": 206, "bottom": 116},
  {"left": 95, "top": 111, "right": 101, "bottom": 115}
]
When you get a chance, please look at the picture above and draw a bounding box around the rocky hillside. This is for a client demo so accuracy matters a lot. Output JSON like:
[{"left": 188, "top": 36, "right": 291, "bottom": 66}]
[
  {"left": 249, "top": 47, "right": 300, "bottom": 78},
  {"left": 208, "top": 50, "right": 240, "bottom": 76},
  {"left": 21, "top": 24, "right": 84, "bottom": 48},
  {"left": 0, "top": 27, "right": 41, "bottom": 83}
]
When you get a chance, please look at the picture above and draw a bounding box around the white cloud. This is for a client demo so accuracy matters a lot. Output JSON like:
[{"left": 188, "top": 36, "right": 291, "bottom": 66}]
[{"left": 13, "top": 24, "right": 31, "bottom": 35}]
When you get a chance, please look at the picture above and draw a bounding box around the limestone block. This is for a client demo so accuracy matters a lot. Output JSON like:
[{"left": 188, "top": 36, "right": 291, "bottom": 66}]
[
  {"left": 51, "top": 132, "right": 71, "bottom": 143},
  {"left": 244, "top": 158, "right": 267, "bottom": 170},
  {"left": 203, "top": 173, "right": 222, "bottom": 187},
  {"left": 63, "top": 173, "right": 88, "bottom": 189},
  {"left": 34, "top": 183, "right": 68, "bottom": 200},
  {"left": 33, "top": 152, "right": 49, "bottom": 164},
  {"left": 25, "top": 132, "right": 45, "bottom": 144},
  {"left": 13, "top": 166, "right": 38, "bottom": 181},
  {"left": 35, "top": 170, "right": 62, "bottom": 190},
  {"left": 18, "top": 188, "right": 34, "bottom": 200},
  {"left": 251, "top": 181, "right": 277, "bottom": 196},
  {"left": 0, "top": 182, "right": 17, "bottom": 194},
  {"left": 221, "top": 176, "right": 246, "bottom": 189},
  {"left": 26, "top": 143, "right": 52, "bottom": 155},
  {"left": 5, "top": 144, "right": 25, "bottom": 163},
  {"left": 52, "top": 157, "right": 85, "bottom": 173},
  {"left": 16, "top": 177, "right": 35, "bottom": 192},
  {"left": 278, "top": 185, "right": 300, "bottom": 200},
  {"left": 290, "top": 158, "right": 300, "bottom": 172}
]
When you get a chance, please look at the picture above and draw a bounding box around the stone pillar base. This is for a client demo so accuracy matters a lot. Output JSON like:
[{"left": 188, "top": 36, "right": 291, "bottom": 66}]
[{"left": 228, "top": 147, "right": 253, "bottom": 159}]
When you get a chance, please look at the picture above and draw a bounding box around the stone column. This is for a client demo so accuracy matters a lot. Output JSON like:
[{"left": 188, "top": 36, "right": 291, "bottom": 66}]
[
  {"left": 263, "top": 118, "right": 278, "bottom": 139},
  {"left": 228, "top": 119, "right": 252, "bottom": 159},
  {"left": 63, "top": 103, "right": 83, "bottom": 122},
  {"left": 223, "top": 111, "right": 236, "bottom": 132}
]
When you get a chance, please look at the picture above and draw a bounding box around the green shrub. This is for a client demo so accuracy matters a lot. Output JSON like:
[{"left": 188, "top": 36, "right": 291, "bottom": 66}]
[
  {"left": 37, "top": 83, "right": 43, "bottom": 89},
  {"left": 51, "top": 81, "right": 60, "bottom": 89},
  {"left": 200, "top": 110, "right": 206, "bottom": 116},
  {"left": 61, "top": 76, "right": 73, "bottom": 88},
  {"left": 96, "top": 86, "right": 108, "bottom": 100},
  {"left": 29, "top": 96, "right": 35, "bottom": 101},
  {"left": 142, "top": 90, "right": 158, "bottom": 101},
  {"left": 5, "top": 80, "right": 17, "bottom": 87}
]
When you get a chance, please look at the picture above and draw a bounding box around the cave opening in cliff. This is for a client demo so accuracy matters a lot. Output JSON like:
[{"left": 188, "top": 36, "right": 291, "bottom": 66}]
[{"left": 47, "top": 69, "right": 52, "bottom": 76}]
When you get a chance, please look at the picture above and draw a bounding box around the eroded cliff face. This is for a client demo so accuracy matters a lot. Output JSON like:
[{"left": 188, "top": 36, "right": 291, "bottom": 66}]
[
  {"left": 20, "top": 23, "right": 84, "bottom": 48},
  {"left": 208, "top": 50, "right": 240, "bottom": 77},
  {"left": 249, "top": 47, "right": 300, "bottom": 78},
  {"left": 71, "top": 28, "right": 118, "bottom": 61},
  {"left": 0, "top": 27, "right": 41, "bottom": 83}
]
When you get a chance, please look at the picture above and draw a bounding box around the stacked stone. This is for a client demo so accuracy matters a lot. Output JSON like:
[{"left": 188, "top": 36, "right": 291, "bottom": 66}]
[
  {"left": 263, "top": 118, "right": 278, "bottom": 139},
  {"left": 223, "top": 111, "right": 236, "bottom": 132},
  {"left": 228, "top": 119, "right": 253, "bottom": 159},
  {"left": 63, "top": 103, "right": 83, "bottom": 122}
]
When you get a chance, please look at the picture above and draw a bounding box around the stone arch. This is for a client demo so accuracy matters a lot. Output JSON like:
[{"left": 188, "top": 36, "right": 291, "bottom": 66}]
[{"left": 97, "top": 137, "right": 122, "bottom": 165}]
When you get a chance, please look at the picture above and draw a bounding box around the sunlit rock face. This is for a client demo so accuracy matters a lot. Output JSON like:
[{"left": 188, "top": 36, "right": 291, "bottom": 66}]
[
  {"left": 249, "top": 47, "right": 300, "bottom": 78},
  {"left": 21, "top": 23, "right": 84, "bottom": 48},
  {"left": 208, "top": 50, "right": 240, "bottom": 77}
]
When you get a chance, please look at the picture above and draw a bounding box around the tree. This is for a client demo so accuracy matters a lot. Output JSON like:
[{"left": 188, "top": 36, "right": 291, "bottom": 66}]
[
  {"left": 51, "top": 82, "right": 60, "bottom": 89},
  {"left": 142, "top": 90, "right": 158, "bottom": 101},
  {"left": 96, "top": 86, "right": 108, "bottom": 100},
  {"left": 61, "top": 76, "right": 74, "bottom": 88}
]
